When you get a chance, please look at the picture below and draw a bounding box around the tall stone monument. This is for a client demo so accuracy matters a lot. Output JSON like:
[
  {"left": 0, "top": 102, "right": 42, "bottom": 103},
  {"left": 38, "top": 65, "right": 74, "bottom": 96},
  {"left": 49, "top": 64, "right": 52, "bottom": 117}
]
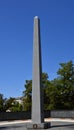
[
  {"left": 27, "top": 16, "right": 50, "bottom": 129},
  {"left": 32, "top": 16, "right": 44, "bottom": 124}
]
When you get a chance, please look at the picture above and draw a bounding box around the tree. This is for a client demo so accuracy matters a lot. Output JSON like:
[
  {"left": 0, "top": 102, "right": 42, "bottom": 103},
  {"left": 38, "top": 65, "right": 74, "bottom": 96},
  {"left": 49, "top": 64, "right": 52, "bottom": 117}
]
[
  {"left": 57, "top": 60, "right": 74, "bottom": 85},
  {"left": 56, "top": 60, "right": 74, "bottom": 109},
  {"left": 22, "top": 60, "right": 74, "bottom": 111},
  {"left": 5, "top": 97, "right": 23, "bottom": 112},
  {"left": 50, "top": 60, "right": 74, "bottom": 110},
  {"left": 23, "top": 80, "right": 32, "bottom": 111},
  {"left": 42, "top": 73, "right": 51, "bottom": 110},
  {"left": 11, "top": 101, "right": 23, "bottom": 112},
  {"left": 0, "top": 94, "right": 6, "bottom": 111},
  {"left": 5, "top": 97, "right": 15, "bottom": 111},
  {"left": 23, "top": 73, "right": 50, "bottom": 111}
]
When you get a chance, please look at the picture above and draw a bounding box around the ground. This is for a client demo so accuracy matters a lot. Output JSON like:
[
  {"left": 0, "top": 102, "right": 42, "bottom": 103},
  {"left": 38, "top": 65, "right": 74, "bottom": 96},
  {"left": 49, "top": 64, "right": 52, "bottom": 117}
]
[{"left": 0, "top": 121, "right": 74, "bottom": 130}]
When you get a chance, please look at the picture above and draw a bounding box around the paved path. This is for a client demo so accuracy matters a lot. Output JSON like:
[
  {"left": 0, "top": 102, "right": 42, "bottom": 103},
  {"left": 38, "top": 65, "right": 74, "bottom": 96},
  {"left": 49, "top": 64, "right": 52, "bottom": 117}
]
[
  {"left": 0, "top": 118, "right": 74, "bottom": 129},
  {"left": 50, "top": 122, "right": 74, "bottom": 130}
]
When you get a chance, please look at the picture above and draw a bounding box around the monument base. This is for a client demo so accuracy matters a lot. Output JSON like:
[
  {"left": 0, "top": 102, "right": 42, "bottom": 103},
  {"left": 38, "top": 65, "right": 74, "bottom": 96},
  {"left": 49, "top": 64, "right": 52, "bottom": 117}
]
[{"left": 26, "top": 122, "right": 51, "bottom": 129}]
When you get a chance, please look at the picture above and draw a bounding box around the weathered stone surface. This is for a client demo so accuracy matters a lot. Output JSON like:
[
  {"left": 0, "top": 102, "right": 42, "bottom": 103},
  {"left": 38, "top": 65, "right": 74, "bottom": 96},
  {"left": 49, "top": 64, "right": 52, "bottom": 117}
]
[{"left": 32, "top": 16, "right": 44, "bottom": 124}]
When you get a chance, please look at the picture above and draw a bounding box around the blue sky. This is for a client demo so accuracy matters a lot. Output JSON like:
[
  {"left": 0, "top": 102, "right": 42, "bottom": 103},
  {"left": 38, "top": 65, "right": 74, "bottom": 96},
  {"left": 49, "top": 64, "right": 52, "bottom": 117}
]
[{"left": 0, "top": 0, "right": 74, "bottom": 98}]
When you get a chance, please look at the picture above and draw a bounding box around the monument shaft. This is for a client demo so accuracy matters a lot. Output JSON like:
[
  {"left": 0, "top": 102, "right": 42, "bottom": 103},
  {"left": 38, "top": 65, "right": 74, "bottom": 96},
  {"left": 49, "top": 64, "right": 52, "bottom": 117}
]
[
  {"left": 27, "top": 16, "right": 50, "bottom": 129},
  {"left": 32, "top": 16, "right": 44, "bottom": 124}
]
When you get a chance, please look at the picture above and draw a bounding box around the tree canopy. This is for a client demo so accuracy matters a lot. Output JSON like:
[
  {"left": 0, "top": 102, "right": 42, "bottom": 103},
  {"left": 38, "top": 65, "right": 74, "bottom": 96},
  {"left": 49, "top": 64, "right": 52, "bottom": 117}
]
[
  {"left": 23, "top": 60, "right": 74, "bottom": 111},
  {"left": 0, "top": 60, "right": 74, "bottom": 112}
]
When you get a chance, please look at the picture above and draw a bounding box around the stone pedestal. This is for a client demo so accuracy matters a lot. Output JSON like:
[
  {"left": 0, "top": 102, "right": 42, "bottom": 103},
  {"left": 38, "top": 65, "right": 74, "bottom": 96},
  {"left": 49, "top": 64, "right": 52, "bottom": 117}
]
[{"left": 27, "top": 122, "right": 51, "bottom": 129}]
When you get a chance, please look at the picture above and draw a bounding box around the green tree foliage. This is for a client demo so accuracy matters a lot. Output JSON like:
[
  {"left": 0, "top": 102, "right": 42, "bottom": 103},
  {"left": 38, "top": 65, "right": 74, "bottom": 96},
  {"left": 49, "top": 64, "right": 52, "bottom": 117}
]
[
  {"left": 1, "top": 61, "right": 74, "bottom": 111},
  {"left": 47, "top": 60, "right": 74, "bottom": 110},
  {"left": 5, "top": 97, "right": 23, "bottom": 112},
  {"left": 0, "top": 94, "right": 6, "bottom": 111},
  {"left": 23, "top": 73, "right": 50, "bottom": 111},
  {"left": 23, "top": 80, "right": 32, "bottom": 111},
  {"left": 42, "top": 73, "right": 51, "bottom": 110},
  {"left": 11, "top": 101, "right": 23, "bottom": 112},
  {"left": 5, "top": 97, "right": 15, "bottom": 110},
  {"left": 23, "top": 61, "right": 74, "bottom": 111},
  {"left": 56, "top": 60, "right": 74, "bottom": 109}
]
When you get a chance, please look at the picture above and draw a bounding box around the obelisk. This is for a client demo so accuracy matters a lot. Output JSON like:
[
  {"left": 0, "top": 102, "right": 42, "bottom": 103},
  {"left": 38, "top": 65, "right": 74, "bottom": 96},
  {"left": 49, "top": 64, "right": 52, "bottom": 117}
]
[
  {"left": 32, "top": 16, "right": 44, "bottom": 124},
  {"left": 27, "top": 16, "right": 50, "bottom": 129}
]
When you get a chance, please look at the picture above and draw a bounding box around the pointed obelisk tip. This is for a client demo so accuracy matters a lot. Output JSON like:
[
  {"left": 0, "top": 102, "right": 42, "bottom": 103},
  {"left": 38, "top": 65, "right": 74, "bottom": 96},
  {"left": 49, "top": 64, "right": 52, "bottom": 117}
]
[{"left": 34, "top": 16, "right": 39, "bottom": 19}]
